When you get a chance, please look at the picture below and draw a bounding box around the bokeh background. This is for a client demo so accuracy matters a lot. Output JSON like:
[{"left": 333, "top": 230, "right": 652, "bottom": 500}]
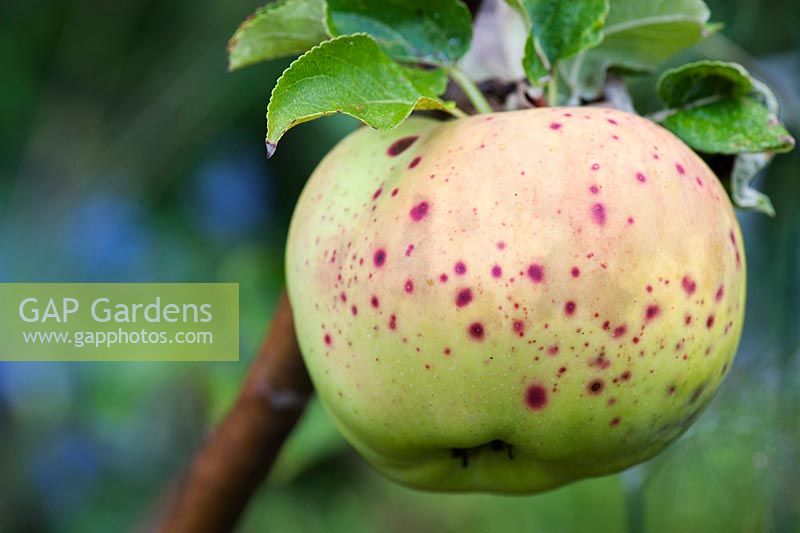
[{"left": 0, "top": 1, "right": 798, "bottom": 531}]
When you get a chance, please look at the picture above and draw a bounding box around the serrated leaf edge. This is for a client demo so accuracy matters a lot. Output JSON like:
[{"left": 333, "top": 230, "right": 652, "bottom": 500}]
[
  {"left": 265, "top": 33, "right": 453, "bottom": 154},
  {"left": 228, "top": 0, "right": 329, "bottom": 71}
]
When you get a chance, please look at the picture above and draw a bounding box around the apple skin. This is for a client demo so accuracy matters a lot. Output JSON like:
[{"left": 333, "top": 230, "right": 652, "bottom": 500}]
[{"left": 285, "top": 107, "right": 745, "bottom": 493}]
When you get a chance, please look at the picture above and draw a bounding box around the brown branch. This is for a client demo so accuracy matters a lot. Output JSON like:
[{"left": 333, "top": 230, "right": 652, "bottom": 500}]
[{"left": 158, "top": 292, "right": 312, "bottom": 533}]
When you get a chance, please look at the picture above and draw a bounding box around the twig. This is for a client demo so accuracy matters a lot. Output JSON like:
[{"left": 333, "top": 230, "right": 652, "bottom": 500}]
[
  {"left": 448, "top": 67, "right": 495, "bottom": 114},
  {"left": 158, "top": 292, "right": 312, "bottom": 533}
]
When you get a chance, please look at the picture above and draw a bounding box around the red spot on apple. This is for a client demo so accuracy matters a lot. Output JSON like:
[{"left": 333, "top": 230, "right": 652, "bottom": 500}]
[
  {"left": 387, "top": 136, "right": 417, "bottom": 156},
  {"left": 549, "top": 122, "right": 562, "bottom": 130},
  {"left": 513, "top": 320, "right": 525, "bottom": 336},
  {"left": 564, "top": 301, "right": 577, "bottom": 316},
  {"left": 715, "top": 284, "right": 724, "bottom": 302},
  {"left": 682, "top": 276, "right": 697, "bottom": 296},
  {"left": 636, "top": 172, "right": 647, "bottom": 183},
  {"left": 525, "top": 384, "right": 548, "bottom": 410},
  {"left": 613, "top": 325, "right": 627, "bottom": 338},
  {"left": 706, "top": 314, "right": 715, "bottom": 328},
  {"left": 439, "top": 273, "right": 449, "bottom": 283},
  {"left": 491, "top": 265, "right": 503, "bottom": 278},
  {"left": 571, "top": 266, "right": 580, "bottom": 278},
  {"left": 373, "top": 249, "right": 386, "bottom": 267},
  {"left": 409, "top": 201, "right": 429, "bottom": 221},
  {"left": 527, "top": 264, "right": 544, "bottom": 283},
  {"left": 389, "top": 314, "right": 397, "bottom": 330},
  {"left": 324, "top": 333, "right": 332, "bottom": 346},
  {"left": 645, "top": 304, "right": 660, "bottom": 320},
  {"left": 676, "top": 163, "right": 686, "bottom": 175},
  {"left": 591, "top": 203, "right": 606, "bottom": 225},
  {"left": 468, "top": 322, "right": 485, "bottom": 340},
  {"left": 588, "top": 379, "right": 604, "bottom": 395},
  {"left": 408, "top": 156, "right": 422, "bottom": 169},
  {"left": 404, "top": 279, "right": 414, "bottom": 293},
  {"left": 454, "top": 261, "right": 467, "bottom": 275},
  {"left": 455, "top": 288, "right": 473, "bottom": 307},
  {"left": 371, "top": 295, "right": 380, "bottom": 308},
  {"left": 372, "top": 187, "right": 383, "bottom": 200}
]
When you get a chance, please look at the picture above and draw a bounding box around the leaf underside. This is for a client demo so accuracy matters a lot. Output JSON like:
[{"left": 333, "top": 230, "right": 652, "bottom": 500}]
[{"left": 572, "top": 0, "right": 713, "bottom": 98}]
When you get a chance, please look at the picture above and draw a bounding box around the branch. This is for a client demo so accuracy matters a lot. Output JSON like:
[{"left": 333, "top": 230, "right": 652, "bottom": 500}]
[{"left": 158, "top": 292, "right": 312, "bottom": 533}]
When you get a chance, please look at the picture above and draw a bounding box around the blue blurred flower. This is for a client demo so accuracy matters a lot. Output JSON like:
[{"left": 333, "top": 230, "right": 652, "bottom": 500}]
[
  {"left": 0, "top": 363, "right": 73, "bottom": 421},
  {"left": 32, "top": 432, "right": 101, "bottom": 513},
  {"left": 61, "top": 192, "right": 152, "bottom": 280},
  {"left": 190, "top": 155, "right": 273, "bottom": 242}
]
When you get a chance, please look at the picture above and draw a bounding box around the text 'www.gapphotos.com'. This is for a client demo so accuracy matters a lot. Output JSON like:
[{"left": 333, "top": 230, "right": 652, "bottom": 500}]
[{"left": 21, "top": 329, "right": 214, "bottom": 348}]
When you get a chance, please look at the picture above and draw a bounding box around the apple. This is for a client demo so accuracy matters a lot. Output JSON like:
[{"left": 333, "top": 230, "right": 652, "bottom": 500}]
[{"left": 285, "top": 107, "right": 745, "bottom": 493}]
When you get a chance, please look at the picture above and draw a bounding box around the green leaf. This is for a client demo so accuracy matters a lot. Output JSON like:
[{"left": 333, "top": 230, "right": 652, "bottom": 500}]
[
  {"left": 266, "top": 34, "right": 453, "bottom": 154},
  {"left": 228, "top": 0, "right": 329, "bottom": 71},
  {"left": 656, "top": 61, "right": 795, "bottom": 155},
  {"left": 572, "top": 0, "right": 714, "bottom": 99},
  {"left": 325, "top": 0, "right": 473, "bottom": 65},
  {"left": 655, "top": 60, "right": 794, "bottom": 216},
  {"left": 661, "top": 97, "right": 794, "bottom": 155},
  {"left": 521, "top": 0, "right": 609, "bottom": 85},
  {"left": 729, "top": 153, "right": 775, "bottom": 216},
  {"left": 657, "top": 60, "right": 751, "bottom": 107}
]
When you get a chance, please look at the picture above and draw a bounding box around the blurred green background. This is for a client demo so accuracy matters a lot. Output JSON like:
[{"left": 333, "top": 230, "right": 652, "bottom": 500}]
[{"left": 0, "top": 1, "right": 798, "bottom": 532}]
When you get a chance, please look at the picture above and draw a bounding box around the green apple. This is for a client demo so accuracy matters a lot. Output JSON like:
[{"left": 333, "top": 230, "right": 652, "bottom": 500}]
[{"left": 285, "top": 107, "right": 745, "bottom": 493}]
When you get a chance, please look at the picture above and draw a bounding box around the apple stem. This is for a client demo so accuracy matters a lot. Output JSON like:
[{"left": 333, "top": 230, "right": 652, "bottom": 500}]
[
  {"left": 547, "top": 70, "right": 559, "bottom": 107},
  {"left": 448, "top": 67, "right": 494, "bottom": 114},
  {"left": 448, "top": 106, "right": 469, "bottom": 119},
  {"left": 566, "top": 51, "right": 586, "bottom": 106},
  {"left": 156, "top": 293, "right": 312, "bottom": 533}
]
